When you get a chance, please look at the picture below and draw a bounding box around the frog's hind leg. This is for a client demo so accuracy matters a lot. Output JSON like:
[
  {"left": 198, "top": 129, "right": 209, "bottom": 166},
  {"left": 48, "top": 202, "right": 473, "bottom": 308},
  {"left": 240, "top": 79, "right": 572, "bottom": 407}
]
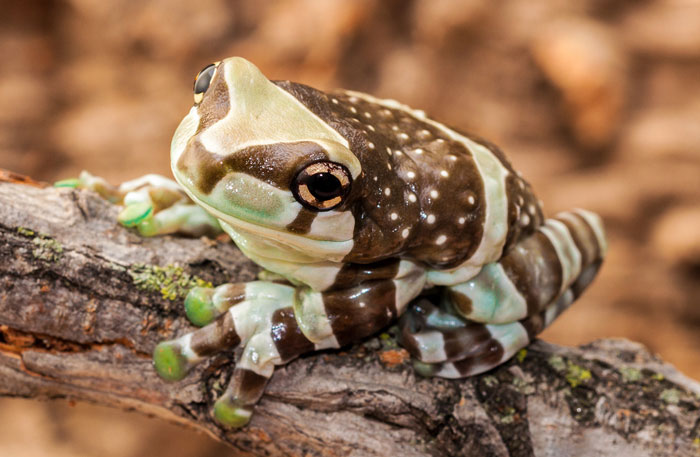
[
  {"left": 399, "top": 289, "right": 574, "bottom": 377},
  {"left": 447, "top": 209, "right": 606, "bottom": 325},
  {"left": 399, "top": 209, "right": 605, "bottom": 378}
]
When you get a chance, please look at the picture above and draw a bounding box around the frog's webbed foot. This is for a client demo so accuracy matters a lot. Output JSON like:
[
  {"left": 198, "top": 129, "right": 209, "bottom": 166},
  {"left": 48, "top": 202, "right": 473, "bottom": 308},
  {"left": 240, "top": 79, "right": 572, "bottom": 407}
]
[
  {"left": 153, "top": 281, "right": 305, "bottom": 428},
  {"left": 55, "top": 171, "right": 222, "bottom": 237},
  {"left": 402, "top": 209, "right": 606, "bottom": 377}
]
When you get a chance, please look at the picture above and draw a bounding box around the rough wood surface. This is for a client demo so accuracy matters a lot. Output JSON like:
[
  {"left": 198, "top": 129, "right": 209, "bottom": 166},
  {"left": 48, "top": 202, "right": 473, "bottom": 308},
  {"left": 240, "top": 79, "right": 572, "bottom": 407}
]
[{"left": 1, "top": 178, "right": 699, "bottom": 457}]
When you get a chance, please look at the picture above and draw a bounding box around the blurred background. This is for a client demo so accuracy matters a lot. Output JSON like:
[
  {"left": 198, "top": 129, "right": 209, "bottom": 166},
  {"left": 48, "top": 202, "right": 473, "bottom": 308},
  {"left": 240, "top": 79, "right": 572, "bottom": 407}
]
[{"left": 1, "top": 0, "right": 699, "bottom": 455}]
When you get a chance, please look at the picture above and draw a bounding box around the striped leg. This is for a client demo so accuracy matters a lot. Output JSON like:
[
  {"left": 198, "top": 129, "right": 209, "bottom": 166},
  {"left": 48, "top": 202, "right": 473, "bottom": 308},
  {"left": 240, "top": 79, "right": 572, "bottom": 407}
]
[
  {"left": 399, "top": 289, "right": 575, "bottom": 377},
  {"left": 447, "top": 209, "right": 606, "bottom": 324},
  {"left": 398, "top": 208, "right": 605, "bottom": 378}
]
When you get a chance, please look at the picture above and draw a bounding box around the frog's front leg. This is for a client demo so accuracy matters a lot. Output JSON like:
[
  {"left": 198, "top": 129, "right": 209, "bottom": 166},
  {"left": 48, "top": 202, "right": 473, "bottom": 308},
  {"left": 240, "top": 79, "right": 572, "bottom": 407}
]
[
  {"left": 56, "top": 171, "right": 222, "bottom": 237},
  {"left": 400, "top": 209, "right": 606, "bottom": 377},
  {"left": 154, "top": 261, "right": 426, "bottom": 428}
]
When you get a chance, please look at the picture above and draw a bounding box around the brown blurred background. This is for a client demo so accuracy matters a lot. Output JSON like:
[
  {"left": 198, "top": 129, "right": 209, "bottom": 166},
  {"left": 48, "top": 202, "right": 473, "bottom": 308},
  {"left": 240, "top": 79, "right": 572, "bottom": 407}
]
[{"left": 1, "top": 0, "right": 699, "bottom": 456}]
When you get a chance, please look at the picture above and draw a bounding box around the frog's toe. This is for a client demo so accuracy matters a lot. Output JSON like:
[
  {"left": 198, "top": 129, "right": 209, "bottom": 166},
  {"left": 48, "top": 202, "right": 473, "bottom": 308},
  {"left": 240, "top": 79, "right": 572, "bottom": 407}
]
[
  {"left": 155, "top": 305, "right": 244, "bottom": 384},
  {"left": 54, "top": 178, "right": 81, "bottom": 188},
  {"left": 185, "top": 283, "right": 247, "bottom": 327},
  {"left": 118, "top": 201, "right": 154, "bottom": 228},
  {"left": 213, "top": 394, "right": 253, "bottom": 428},
  {"left": 211, "top": 366, "right": 271, "bottom": 428},
  {"left": 153, "top": 340, "right": 193, "bottom": 381},
  {"left": 184, "top": 287, "right": 217, "bottom": 327}
]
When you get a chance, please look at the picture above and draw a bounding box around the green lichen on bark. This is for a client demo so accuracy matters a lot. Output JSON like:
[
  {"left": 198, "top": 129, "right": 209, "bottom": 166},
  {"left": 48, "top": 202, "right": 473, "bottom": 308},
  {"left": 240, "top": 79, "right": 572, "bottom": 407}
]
[
  {"left": 16, "top": 227, "right": 63, "bottom": 262},
  {"left": 127, "top": 263, "right": 212, "bottom": 300}
]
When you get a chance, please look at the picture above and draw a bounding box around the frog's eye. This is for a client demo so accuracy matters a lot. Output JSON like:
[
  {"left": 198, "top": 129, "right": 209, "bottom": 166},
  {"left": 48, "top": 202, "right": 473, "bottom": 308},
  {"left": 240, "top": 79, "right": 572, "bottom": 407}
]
[
  {"left": 291, "top": 161, "right": 352, "bottom": 211},
  {"left": 193, "top": 63, "right": 217, "bottom": 103}
]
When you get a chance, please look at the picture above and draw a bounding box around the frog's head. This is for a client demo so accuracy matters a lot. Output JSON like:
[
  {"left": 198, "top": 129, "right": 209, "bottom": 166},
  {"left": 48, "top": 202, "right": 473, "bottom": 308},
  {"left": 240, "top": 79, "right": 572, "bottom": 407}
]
[{"left": 171, "top": 57, "right": 367, "bottom": 262}]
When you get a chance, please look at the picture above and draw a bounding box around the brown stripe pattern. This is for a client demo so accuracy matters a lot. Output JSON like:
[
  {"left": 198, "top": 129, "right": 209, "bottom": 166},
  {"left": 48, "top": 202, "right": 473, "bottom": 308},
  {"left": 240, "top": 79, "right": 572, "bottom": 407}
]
[
  {"left": 323, "top": 279, "right": 398, "bottom": 346},
  {"left": 271, "top": 306, "right": 315, "bottom": 362},
  {"left": 177, "top": 139, "right": 330, "bottom": 195},
  {"left": 188, "top": 311, "right": 241, "bottom": 358},
  {"left": 398, "top": 210, "right": 605, "bottom": 378}
]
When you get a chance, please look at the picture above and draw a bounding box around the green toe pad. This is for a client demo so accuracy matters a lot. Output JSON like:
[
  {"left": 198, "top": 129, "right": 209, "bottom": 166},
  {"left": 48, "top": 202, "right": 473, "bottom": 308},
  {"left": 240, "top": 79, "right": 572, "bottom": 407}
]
[
  {"left": 413, "top": 360, "right": 438, "bottom": 378},
  {"left": 185, "top": 288, "right": 217, "bottom": 327},
  {"left": 54, "top": 178, "right": 81, "bottom": 188},
  {"left": 153, "top": 342, "right": 189, "bottom": 381},
  {"left": 213, "top": 397, "right": 252, "bottom": 428},
  {"left": 118, "top": 202, "right": 153, "bottom": 227}
]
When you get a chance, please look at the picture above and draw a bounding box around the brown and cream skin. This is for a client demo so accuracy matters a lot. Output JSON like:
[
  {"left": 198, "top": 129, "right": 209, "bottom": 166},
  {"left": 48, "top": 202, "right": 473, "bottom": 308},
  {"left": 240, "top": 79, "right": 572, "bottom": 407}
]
[{"left": 116, "top": 57, "right": 612, "bottom": 428}]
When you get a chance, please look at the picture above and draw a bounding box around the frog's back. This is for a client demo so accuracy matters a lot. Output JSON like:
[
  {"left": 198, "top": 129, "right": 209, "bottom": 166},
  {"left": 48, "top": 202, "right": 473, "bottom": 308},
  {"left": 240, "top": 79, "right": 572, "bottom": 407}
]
[{"left": 276, "top": 80, "right": 544, "bottom": 269}]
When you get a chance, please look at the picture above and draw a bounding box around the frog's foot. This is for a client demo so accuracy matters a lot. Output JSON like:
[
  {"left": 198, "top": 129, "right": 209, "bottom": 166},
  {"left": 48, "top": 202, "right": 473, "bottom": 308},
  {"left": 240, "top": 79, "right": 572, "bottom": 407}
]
[
  {"left": 55, "top": 171, "right": 222, "bottom": 237},
  {"left": 153, "top": 281, "right": 307, "bottom": 428},
  {"left": 399, "top": 291, "right": 574, "bottom": 378},
  {"left": 55, "top": 170, "right": 123, "bottom": 203}
]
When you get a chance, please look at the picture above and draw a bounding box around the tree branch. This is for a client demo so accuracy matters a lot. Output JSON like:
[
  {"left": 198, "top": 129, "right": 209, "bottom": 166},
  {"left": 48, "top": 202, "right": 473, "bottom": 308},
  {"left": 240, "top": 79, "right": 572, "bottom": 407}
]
[{"left": 1, "top": 174, "right": 699, "bottom": 456}]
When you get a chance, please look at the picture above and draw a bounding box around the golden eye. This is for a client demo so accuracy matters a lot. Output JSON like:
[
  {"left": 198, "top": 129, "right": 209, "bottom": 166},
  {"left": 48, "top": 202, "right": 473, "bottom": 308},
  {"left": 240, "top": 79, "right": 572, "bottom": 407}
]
[
  {"left": 193, "top": 63, "right": 217, "bottom": 103},
  {"left": 291, "top": 162, "right": 352, "bottom": 211}
]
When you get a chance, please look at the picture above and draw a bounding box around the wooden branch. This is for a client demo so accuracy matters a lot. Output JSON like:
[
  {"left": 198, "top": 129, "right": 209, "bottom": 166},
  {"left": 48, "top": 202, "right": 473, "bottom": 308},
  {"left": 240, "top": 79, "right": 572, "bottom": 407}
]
[{"left": 1, "top": 175, "right": 699, "bottom": 456}]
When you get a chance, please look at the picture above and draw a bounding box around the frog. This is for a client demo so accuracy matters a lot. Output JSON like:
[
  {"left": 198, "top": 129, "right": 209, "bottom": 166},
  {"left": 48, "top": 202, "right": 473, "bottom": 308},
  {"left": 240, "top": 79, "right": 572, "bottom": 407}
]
[{"left": 58, "top": 56, "right": 606, "bottom": 428}]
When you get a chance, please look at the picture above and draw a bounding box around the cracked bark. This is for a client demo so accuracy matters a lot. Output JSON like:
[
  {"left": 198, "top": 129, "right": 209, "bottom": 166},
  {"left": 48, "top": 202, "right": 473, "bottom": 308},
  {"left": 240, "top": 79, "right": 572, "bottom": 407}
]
[{"left": 1, "top": 172, "right": 699, "bottom": 457}]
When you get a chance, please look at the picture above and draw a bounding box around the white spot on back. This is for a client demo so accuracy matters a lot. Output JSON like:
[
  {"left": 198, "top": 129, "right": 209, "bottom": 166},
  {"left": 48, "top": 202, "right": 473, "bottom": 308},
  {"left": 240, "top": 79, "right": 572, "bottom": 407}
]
[
  {"left": 407, "top": 171, "right": 415, "bottom": 179},
  {"left": 521, "top": 213, "right": 531, "bottom": 226},
  {"left": 413, "top": 148, "right": 423, "bottom": 155},
  {"left": 364, "top": 112, "right": 372, "bottom": 118},
  {"left": 384, "top": 188, "right": 391, "bottom": 196},
  {"left": 467, "top": 195, "right": 476, "bottom": 205},
  {"left": 391, "top": 125, "right": 399, "bottom": 131},
  {"left": 440, "top": 170, "right": 449, "bottom": 177},
  {"left": 367, "top": 125, "right": 375, "bottom": 131},
  {"left": 430, "top": 190, "right": 439, "bottom": 198},
  {"left": 408, "top": 193, "right": 417, "bottom": 202},
  {"left": 390, "top": 213, "right": 398, "bottom": 220},
  {"left": 331, "top": 98, "right": 339, "bottom": 104},
  {"left": 427, "top": 214, "right": 436, "bottom": 224},
  {"left": 402, "top": 228, "right": 410, "bottom": 238},
  {"left": 350, "top": 106, "right": 357, "bottom": 114},
  {"left": 458, "top": 217, "right": 466, "bottom": 224},
  {"left": 436, "top": 235, "right": 447, "bottom": 245},
  {"left": 447, "top": 155, "right": 457, "bottom": 161},
  {"left": 398, "top": 132, "right": 409, "bottom": 141},
  {"left": 368, "top": 142, "right": 375, "bottom": 150}
]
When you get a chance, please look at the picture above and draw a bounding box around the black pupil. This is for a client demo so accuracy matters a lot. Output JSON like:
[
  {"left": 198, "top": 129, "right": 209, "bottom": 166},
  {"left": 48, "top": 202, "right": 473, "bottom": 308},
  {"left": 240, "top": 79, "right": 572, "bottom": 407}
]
[
  {"left": 194, "top": 64, "right": 216, "bottom": 95},
  {"left": 307, "top": 173, "right": 342, "bottom": 200}
]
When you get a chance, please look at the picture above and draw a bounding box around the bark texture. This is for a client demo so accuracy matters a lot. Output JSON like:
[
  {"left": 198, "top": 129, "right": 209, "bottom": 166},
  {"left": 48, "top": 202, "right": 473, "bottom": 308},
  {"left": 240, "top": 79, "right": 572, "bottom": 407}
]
[{"left": 1, "top": 176, "right": 699, "bottom": 457}]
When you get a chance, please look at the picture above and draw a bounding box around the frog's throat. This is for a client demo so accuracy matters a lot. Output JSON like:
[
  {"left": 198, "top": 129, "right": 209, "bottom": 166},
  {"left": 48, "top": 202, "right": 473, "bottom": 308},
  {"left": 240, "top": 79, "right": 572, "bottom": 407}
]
[{"left": 185, "top": 189, "right": 354, "bottom": 262}]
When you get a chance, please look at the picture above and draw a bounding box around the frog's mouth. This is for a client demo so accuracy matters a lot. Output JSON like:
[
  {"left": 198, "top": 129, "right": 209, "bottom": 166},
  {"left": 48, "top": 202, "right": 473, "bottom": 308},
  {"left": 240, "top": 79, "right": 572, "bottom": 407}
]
[{"left": 175, "top": 176, "right": 355, "bottom": 263}]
